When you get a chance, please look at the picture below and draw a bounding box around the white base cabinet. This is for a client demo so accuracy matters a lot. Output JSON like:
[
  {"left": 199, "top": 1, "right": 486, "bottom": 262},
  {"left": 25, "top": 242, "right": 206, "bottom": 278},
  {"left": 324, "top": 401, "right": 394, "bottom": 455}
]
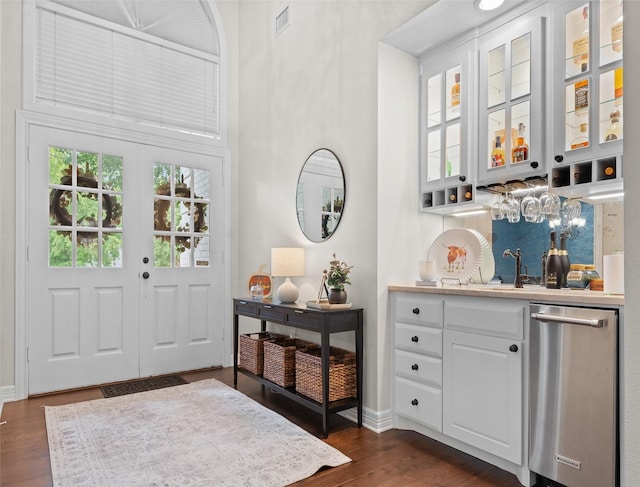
[{"left": 392, "top": 292, "right": 530, "bottom": 485}]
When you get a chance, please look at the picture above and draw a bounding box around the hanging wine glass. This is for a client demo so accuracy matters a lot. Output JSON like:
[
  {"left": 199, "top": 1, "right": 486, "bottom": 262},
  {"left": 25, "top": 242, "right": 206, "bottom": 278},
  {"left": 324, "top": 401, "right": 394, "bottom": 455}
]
[
  {"left": 505, "top": 192, "right": 521, "bottom": 223},
  {"left": 491, "top": 194, "right": 505, "bottom": 220},
  {"left": 540, "top": 190, "right": 561, "bottom": 217}
]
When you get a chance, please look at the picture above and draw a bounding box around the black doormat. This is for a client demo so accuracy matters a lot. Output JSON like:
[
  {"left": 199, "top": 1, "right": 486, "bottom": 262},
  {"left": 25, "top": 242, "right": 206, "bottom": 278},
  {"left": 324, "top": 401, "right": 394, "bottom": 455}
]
[{"left": 100, "top": 375, "right": 189, "bottom": 398}]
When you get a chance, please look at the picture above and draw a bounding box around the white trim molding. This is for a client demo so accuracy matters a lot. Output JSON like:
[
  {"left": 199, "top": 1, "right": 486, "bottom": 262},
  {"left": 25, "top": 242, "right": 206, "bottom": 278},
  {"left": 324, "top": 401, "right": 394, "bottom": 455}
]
[{"left": 339, "top": 407, "right": 394, "bottom": 434}]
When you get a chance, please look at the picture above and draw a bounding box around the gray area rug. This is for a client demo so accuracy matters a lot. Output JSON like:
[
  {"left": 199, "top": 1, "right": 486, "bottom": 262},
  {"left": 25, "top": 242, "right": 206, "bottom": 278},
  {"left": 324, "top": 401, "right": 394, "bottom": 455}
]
[{"left": 45, "top": 378, "right": 351, "bottom": 486}]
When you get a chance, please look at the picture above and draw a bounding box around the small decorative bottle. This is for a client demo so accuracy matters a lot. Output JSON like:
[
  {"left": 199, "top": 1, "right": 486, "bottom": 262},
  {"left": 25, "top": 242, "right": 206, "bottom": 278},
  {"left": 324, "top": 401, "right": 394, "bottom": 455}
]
[
  {"left": 512, "top": 123, "right": 529, "bottom": 163},
  {"left": 604, "top": 110, "right": 622, "bottom": 141},
  {"left": 250, "top": 280, "right": 264, "bottom": 301},
  {"left": 573, "top": 5, "right": 589, "bottom": 69},
  {"left": 491, "top": 136, "right": 505, "bottom": 167},
  {"left": 545, "top": 232, "right": 562, "bottom": 289}
]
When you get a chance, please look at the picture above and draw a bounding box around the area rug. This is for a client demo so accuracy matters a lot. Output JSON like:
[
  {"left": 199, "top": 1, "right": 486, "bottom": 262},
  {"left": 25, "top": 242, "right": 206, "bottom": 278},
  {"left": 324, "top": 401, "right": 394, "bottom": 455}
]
[
  {"left": 100, "top": 375, "right": 188, "bottom": 398},
  {"left": 45, "top": 378, "right": 350, "bottom": 487}
]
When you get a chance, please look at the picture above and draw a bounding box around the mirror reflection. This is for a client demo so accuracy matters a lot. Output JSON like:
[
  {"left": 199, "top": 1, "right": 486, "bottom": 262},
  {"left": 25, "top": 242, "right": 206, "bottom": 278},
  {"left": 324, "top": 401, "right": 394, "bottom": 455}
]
[{"left": 296, "top": 149, "right": 345, "bottom": 242}]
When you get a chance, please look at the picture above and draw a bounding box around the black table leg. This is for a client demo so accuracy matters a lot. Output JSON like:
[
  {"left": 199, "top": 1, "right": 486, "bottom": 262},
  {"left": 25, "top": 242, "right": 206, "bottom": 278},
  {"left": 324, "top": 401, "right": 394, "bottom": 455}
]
[{"left": 233, "top": 313, "right": 239, "bottom": 387}]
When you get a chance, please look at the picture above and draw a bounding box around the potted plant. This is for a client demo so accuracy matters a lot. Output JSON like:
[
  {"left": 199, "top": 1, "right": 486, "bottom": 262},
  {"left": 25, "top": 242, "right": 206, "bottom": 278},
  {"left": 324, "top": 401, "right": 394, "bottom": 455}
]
[{"left": 326, "top": 253, "right": 353, "bottom": 304}]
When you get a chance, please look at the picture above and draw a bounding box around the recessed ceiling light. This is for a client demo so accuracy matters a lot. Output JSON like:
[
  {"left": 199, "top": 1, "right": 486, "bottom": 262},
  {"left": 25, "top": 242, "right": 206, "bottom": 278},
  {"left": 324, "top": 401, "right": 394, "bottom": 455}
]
[{"left": 476, "top": 0, "right": 505, "bottom": 11}]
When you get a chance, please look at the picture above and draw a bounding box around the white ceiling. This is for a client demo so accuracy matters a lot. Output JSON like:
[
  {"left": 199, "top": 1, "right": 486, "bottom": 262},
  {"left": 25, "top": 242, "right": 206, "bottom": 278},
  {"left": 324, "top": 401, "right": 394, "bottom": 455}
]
[{"left": 383, "top": 0, "right": 530, "bottom": 57}]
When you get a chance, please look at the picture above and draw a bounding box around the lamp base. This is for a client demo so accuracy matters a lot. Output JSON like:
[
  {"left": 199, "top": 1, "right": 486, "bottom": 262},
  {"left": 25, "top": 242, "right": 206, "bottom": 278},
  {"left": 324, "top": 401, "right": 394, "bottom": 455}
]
[{"left": 277, "top": 277, "right": 299, "bottom": 303}]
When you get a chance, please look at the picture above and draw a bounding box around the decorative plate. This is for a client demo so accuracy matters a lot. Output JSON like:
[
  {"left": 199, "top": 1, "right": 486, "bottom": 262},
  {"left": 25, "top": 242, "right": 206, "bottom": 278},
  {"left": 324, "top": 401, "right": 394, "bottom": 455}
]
[
  {"left": 247, "top": 264, "right": 272, "bottom": 298},
  {"left": 427, "top": 228, "right": 494, "bottom": 285}
]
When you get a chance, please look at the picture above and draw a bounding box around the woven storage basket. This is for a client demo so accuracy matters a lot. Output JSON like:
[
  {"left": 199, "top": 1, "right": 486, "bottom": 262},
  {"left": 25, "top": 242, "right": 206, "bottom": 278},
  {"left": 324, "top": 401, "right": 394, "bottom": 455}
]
[
  {"left": 295, "top": 346, "right": 357, "bottom": 403},
  {"left": 239, "top": 332, "right": 285, "bottom": 375},
  {"left": 263, "top": 338, "right": 317, "bottom": 388}
]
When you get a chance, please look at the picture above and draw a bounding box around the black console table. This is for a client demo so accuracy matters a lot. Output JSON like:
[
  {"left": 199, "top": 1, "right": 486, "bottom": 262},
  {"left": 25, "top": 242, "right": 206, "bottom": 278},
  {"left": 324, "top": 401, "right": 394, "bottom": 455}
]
[{"left": 233, "top": 298, "right": 363, "bottom": 438}]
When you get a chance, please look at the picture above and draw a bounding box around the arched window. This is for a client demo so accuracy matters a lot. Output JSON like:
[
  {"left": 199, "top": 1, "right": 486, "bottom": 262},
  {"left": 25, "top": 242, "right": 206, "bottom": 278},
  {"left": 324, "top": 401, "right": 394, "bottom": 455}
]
[{"left": 25, "top": 0, "right": 225, "bottom": 140}]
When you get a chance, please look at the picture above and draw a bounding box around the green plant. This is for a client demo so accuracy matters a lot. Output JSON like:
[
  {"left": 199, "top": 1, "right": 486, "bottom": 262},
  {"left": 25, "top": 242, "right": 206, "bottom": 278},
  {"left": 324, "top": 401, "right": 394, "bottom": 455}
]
[{"left": 326, "top": 253, "right": 353, "bottom": 290}]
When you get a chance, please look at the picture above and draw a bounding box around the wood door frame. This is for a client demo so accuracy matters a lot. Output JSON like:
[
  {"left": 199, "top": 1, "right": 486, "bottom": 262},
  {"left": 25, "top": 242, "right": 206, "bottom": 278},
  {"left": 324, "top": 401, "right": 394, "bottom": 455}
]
[{"left": 14, "top": 111, "right": 231, "bottom": 400}]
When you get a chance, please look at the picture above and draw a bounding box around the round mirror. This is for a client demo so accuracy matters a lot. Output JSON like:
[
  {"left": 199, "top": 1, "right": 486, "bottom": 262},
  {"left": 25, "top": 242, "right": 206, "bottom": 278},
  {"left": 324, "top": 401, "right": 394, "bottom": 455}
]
[{"left": 296, "top": 149, "right": 345, "bottom": 242}]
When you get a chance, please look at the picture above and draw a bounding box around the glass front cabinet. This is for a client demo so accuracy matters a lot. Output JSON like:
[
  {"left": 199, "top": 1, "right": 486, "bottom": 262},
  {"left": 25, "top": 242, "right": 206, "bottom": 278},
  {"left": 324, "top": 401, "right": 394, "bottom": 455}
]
[
  {"left": 477, "top": 13, "right": 546, "bottom": 187},
  {"left": 419, "top": 42, "right": 475, "bottom": 212},
  {"left": 549, "top": 0, "right": 623, "bottom": 195}
]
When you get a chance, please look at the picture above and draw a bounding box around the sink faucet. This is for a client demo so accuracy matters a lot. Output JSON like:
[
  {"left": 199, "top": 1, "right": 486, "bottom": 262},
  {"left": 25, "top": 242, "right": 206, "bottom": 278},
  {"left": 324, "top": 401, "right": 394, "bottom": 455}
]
[{"left": 503, "top": 248, "right": 529, "bottom": 288}]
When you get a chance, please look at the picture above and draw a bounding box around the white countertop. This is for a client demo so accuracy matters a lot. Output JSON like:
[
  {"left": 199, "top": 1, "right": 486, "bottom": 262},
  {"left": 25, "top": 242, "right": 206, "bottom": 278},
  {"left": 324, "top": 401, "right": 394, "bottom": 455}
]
[{"left": 388, "top": 283, "right": 624, "bottom": 307}]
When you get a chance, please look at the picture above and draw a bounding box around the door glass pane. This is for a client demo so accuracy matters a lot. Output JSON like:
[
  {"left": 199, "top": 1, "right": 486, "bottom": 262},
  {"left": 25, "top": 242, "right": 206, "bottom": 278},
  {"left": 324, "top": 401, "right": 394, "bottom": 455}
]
[
  {"left": 427, "top": 73, "right": 442, "bottom": 127},
  {"left": 445, "top": 123, "right": 461, "bottom": 178},
  {"left": 446, "top": 65, "right": 461, "bottom": 121},
  {"left": 600, "top": 0, "right": 623, "bottom": 66},
  {"left": 488, "top": 45, "right": 506, "bottom": 107},
  {"left": 566, "top": 80, "right": 590, "bottom": 151},
  {"left": 565, "top": 4, "right": 590, "bottom": 78},
  {"left": 511, "top": 101, "right": 530, "bottom": 163},
  {"left": 153, "top": 163, "right": 210, "bottom": 268},
  {"left": 194, "top": 236, "right": 210, "bottom": 267},
  {"left": 48, "top": 146, "right": 124, "bottom": 268},
  {"left": 49, "top": 230, "right": 72, "bottom": 267},
  {"left": 427, "top": 130, "right": 441, "bottom": 181},
  {"left": 102, "top": 232, "right": 123, "bottom": 268},
  {"left": 488, "top": 109, "right": 506, "bottom": 168},
  {"left": 511, "top": 33, "right": 530, "bottom": 99}
]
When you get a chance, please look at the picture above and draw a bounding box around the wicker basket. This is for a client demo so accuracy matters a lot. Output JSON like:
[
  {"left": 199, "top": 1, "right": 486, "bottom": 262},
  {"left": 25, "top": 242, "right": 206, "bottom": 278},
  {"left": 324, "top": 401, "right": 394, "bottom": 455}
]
[
  {"left": 295, "top": 346, "right": 357, "bottom": 403},
  {"left": 239, "top": 332, "right": 285, "bottom": 375},
  {"left": 263, "top": 338, "right": 317, "bottom": 388}
]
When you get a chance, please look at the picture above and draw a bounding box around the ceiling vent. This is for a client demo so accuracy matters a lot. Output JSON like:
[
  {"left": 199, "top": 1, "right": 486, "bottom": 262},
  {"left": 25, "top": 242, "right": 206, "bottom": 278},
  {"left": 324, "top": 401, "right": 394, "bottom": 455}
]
[{"left": 275, "top": 6, "right": 290, "bottom": 37}]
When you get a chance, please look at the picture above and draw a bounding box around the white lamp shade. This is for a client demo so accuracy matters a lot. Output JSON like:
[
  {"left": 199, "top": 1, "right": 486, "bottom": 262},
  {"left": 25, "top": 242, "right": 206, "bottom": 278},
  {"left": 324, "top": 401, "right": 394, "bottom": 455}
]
[{"left": 271, "top": 248, "right": 305, "bottom": 277}]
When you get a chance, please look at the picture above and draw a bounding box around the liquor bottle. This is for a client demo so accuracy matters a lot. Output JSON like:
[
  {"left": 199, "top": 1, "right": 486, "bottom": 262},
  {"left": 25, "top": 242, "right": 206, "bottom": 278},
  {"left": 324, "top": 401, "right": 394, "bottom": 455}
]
[
  {"left": 614, "top": 67, "right": 623, "bottom": 106},
  {"left": 573, "top": 6, "right": 589, "bottom": 69},
  {"left": 491, "top": 136, "right": 505, "bottom": 167},
  {"left": 574, "top": 79, "right": 589, "bottom": 116},
  {"left": 605, "top": 110, "right": 621, "bottom": 142},
  {"left": 545, "top": 231, "right": 562, "bottom": 289},
  {"left": 571, "top": 122, "right": 589, "bottom": 150},
  {"left": 512, "top": 123, "right": 529, "bottom": 162},
  {"left": 611, "top": 1, "right": 623, "bottom": 53},
  {"left": 559, "top": 232, "right": 570, "bottom": 288},
  {"left": 451, "top": 72, "right": 460, "bottom": 112}
]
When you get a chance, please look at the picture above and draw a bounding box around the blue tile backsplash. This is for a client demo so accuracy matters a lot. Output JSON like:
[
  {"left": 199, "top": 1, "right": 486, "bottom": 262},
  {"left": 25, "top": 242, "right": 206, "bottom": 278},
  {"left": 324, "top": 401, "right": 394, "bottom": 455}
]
[{"left": 491, "top": 202, "right": 594, "bottom": 284}]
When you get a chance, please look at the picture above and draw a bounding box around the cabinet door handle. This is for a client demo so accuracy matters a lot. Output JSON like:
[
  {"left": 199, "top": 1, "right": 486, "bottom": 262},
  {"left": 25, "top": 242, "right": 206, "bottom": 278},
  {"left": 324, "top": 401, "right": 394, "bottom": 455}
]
[
  {"left": 509, "top": 344, "right": 519, "bottom": 353},
  {"left": 530, "top": 161, "right": 539, "bottom": 169},
  {"left": 411, "top": 399, "right": 419, "bottom": 406},
  {"left": 412, "top": 307, "right": 420, "bottom": 315},
  {"left": 411, "top": 336, "right": 419, "bottom": 343},
  {"left": 554, "top": 154, "right": 564, "bottom": 163},
  {"left": 411, "top": 364, "right": 419, "bottom": 371}
]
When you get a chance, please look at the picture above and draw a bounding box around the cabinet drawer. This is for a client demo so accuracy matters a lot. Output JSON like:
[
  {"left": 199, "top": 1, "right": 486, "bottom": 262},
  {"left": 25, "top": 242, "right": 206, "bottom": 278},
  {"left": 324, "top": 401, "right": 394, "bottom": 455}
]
[
  {"left": 444, "top": 298, "right": 525, "bottom": 339},
  {"left": 395, "top": 350, "right": 442, "bottom": 387},
  {"left": 234, "top": 300, "right": 257, "bottom": 317},
  {"left": 395, "top": 323, "right": 442, "bottom": 357},
  {"left": 395, "top": 377, "right": 442, "bottom": 432},
  {"left": 285, "top": 309, "right": 321, "bottom": 331},
  {"left": 257, "top": 303, "right": 285, "bottom": 322},
  {"left": 395, "top": 293, "right": 443, "bottom": 327}
]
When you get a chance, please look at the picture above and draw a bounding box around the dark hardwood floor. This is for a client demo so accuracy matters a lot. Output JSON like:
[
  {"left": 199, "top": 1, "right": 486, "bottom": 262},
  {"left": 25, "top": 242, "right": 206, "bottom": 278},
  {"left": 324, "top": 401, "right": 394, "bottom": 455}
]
[{"left": 0, "top": 367, "right": 524, "bottom": 486}]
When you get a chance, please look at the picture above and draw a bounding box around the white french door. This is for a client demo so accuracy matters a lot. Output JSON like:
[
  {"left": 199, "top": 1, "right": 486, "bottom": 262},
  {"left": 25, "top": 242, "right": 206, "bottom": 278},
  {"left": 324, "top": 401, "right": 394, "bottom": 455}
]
[{"left": 27, "top": 125, "right": 224, "bottom": 394}]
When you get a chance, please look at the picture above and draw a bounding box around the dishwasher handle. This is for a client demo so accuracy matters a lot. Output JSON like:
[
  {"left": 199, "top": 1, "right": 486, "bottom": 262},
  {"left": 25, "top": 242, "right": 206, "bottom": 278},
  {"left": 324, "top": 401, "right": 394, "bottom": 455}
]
[{"left": 531, "top": 312, "right": 606, "bottom": 328}]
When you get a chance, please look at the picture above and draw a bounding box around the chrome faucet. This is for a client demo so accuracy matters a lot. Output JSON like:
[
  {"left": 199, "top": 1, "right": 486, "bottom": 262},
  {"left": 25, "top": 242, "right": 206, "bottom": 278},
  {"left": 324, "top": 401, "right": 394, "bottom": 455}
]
[{"left": 503, "top": 248, "right": 529, "bottom": 288}]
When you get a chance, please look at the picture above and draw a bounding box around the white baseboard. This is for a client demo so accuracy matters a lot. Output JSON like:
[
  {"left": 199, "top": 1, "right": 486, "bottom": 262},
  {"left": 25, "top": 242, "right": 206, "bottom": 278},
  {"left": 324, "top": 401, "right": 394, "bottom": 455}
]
[
  {"left": 339, "top": 407, "right": 393, "bottom": 433},
  {"left": 0, "top": 385, "right": 16, "bottom": 416}
]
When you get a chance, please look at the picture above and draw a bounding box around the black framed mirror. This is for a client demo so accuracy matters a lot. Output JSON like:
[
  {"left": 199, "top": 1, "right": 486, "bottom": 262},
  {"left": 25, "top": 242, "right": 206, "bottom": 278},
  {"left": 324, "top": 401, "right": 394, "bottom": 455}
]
[{"left": 296, "top": 149, "right": 345, "bottom": 242}]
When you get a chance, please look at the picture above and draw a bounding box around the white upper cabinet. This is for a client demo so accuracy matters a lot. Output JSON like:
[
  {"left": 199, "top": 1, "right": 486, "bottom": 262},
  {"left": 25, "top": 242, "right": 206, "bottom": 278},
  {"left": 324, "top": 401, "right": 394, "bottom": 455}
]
[
  {"left": 477, "top": 12, "right": 546, "bottom": 187},
  {"left": 548, "top": 0, "right": 624, "bottom": 196},
  {"left": 419, "top": 42, "right": 476, "bottom": 213}
]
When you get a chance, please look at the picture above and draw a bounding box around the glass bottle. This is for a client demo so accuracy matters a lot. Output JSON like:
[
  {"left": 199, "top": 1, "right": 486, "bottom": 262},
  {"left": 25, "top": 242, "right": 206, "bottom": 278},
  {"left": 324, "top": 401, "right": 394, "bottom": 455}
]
[
  {"left": 605, "top": 110, "right": 621, "bottom": 142},
  {"left": 574, "top": 78, "right": 589, "bottom": 116},
  {"left": 614, "top": 67, "right": 623, "bottom": 106},
  {"left": 512, "top": 122, "right": 528, "bottom": 163},
  {"left": 611, "top": 1, "right": 623, "bottom": 53},
  {"left": 491, "top": 136, "right": 505, "bottom": 168},
  {"left": 559, "top": 232, "right": 570, "bottom": 288},
  {"left": 250, "top": 280, "right": 264, "bottom": 301},
  {"left": 451, "top": 72, "right": 461, "bottom": 112},
  {"left": 573, "top": 6, "right": 589, "bottom": 70},
  {"left": 571, "top": 122, "right": 589, "bottom": 150},
  {"left": 545, "top": 231, "right": 562, "bottom": 289}
]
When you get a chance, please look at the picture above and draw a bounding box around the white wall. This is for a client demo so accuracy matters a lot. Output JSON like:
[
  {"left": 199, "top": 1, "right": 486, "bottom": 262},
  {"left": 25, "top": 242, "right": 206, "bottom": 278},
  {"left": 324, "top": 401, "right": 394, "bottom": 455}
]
[{"left": 236, "top": 0, "right": 430, "bottom": 416}]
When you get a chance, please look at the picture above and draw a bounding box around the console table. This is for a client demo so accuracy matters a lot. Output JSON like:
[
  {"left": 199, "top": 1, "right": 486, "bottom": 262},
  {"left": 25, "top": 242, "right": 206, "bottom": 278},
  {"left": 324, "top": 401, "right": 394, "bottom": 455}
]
[{"left": 233, "top": 298, "right": 363, "bottom": 437}]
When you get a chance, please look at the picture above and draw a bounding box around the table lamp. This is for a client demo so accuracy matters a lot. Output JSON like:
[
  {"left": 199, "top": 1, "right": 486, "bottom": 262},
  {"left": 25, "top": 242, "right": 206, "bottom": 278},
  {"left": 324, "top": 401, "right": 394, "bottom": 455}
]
[{"left": 271, "top": 247, "right": 305, "bottom": 303}]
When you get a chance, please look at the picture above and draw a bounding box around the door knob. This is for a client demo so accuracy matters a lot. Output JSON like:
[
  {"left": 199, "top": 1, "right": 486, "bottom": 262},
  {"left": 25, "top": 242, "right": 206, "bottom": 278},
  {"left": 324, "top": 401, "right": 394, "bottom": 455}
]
[
  {"left": 142, "top": 271, "right": 150, "bottom": 279},
  {"left": 509, "top": 344, "right": 519, "bottom": 352},
  {"left": 143, "top": 257, "right": 150, "bottom": 264}
]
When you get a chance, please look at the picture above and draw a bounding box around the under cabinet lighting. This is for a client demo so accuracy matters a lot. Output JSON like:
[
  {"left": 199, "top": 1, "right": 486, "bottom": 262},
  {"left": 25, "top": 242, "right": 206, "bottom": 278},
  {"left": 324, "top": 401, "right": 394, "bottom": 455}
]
[
  {"left": 586, "top": 192, "right": 624, "bottom": 201},
  {"left": 475, "top": 0, "right": 505, "bottom": 11},
  {"left": 451, "top": 209, "right": 489, "bottom": 217}
]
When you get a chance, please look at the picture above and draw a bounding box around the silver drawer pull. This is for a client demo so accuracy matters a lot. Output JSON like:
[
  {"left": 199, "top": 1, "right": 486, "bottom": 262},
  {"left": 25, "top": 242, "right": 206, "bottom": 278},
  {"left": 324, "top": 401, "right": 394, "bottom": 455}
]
[
  {"left": 263, "top": 305, "right": 272, "bottom": 309},
  {"left": 294, "top": 310, "right": 305, "bottom": 314},
  {"left": 239, "top": 301, "right": 248, "bottom": 305}
]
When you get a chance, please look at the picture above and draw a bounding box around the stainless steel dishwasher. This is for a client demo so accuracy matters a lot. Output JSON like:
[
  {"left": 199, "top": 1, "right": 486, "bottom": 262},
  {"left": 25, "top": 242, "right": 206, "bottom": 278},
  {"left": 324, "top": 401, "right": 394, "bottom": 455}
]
[{"left": 529, "top": 304, "right": 618, "bottom": 487}]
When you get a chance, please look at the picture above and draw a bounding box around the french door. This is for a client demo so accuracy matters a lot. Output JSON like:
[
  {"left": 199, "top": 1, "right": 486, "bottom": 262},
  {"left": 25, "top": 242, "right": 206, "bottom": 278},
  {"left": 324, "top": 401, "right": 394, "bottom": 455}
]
[{"left": 27, "top": 125, "right": 224, "bottom": 394}]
